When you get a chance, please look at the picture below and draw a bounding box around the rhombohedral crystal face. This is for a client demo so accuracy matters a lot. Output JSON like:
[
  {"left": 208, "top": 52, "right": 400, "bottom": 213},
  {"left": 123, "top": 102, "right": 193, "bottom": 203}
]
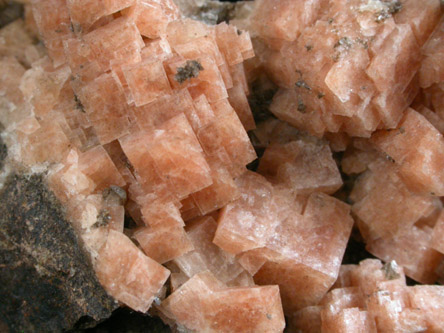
[{"left": 1, "top": 0, "right": 444, "bottom": 331}]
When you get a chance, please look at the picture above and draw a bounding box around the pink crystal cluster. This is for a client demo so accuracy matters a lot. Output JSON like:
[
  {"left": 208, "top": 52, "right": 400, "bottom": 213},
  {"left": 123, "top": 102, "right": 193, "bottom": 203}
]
[
  {"left": 343, "top": 108, "right": 444, "bottom": 285},
  {"left": 22, "top": 0, "right": 263, "bottom": 317},
  {"left": 1, "top": 0, "right": 444, "bottom": 331},
  {"left": 0, "top": 0, "right": 288, "bottom": 330},
  {"left": 246, "top": 0, "right": 442, "bottom": 138},
  {"left": 293, "top": 259, "right": 444, "bottom": 332}
]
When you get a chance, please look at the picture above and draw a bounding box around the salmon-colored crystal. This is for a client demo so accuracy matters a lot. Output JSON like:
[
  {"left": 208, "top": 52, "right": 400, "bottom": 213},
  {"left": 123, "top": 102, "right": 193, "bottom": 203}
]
[
  {"left": 244, "top": 0, "right": 440, "bottom": 137},
  {"left": 366, "top": 226, "right": 443, "bottom": 284},
  {"left": 270, "top": 88, "right": 326, "bottom": 138},
  {"left": 291, "top": 306, "right": 322, "bottom": 333},
  {"left": 432, "top": 211, "right": 444, "bottom": 254},
  {"left": 5, "top": 0, "right": 270, "bottom": 326},
  {"left": 67, "top": 0, "right": 136, "bottom": 32},
  {"left": 228, "top": 79, "right": 255, "bottom": 131},
  {"left": 190, "top": 161, "right": 240, "bottom": 216},
  {"left": 47, "top": 149, "right": 96, "bottom": 204},
  {"left": 292, "top": 259, "right": 440, "bottom": 332},
  {"left": 366, "top": 24, "right": 420, "bottom": 97},
  {"left": 415, "top": 104, "right": 444, "bottom": 134},
  {"left": 408, "top": 286, "right": 444, "bottom": 332},
  {"left": 258, "top": 139, "right": 342, "bottom": 194},
  {"left": 371, "top": 108, "right": 444, "bottom": 196},
  {"left": 69, "top": 17, "right": 143, "bottom": 78},
  {"left": 351, "top": 158, "right": 435, "bottom": 240},
  {"left": 130, "top": 89, "right": 196, "bottom": 131},
  {"left": 20, "top": 58, "right": 71, "bottom": 117},
  {"left": 122, "top": 59, "right": 172, "bottom": 106},
  {"left": 0, "top": 57, "right": 30, "bottom": 128},
  {"left": 145, "top": 114, "right": 212, "bottom": 198},
  {"left": 77, "top": 73, "right": 130, "bottom": 144},
  {"left": 250, "top": 0, "right": 324, "bottom": 42},
  {"left": 420, "top": 17, "right": 444, "bottom": 88},
  {"left": 122, "top": 0, "right": 179, "bottom": 39},
  {"left": 160, "top": 271, "right": 285, "bottom": 333},
  {"left": 96, "top": 230, "right": 170, "bottom": 312},
  {"left": 121, "top": 114, "right": 212, "bottom": 200},
  {"left": 133, "top": 223, "right": 194, "bottom": 264},
  {"left": 214, "top": 171, "right": 353, "bottom": 315},
  {"left": 18, "top": 117, "right": 72, "bottom": 165},
  {"left": 5, "top": 0, "right": 444, "bottom": 330},
  {"left": 174, "top": 216, "right": 249, "bottom": 285},
  {"left": 6, "top": 0, "right": 444, "bottom": 330},
  {"left": 197, "top": 103, "right": 256, "bottom": 177},
  {"left": 32, "top": 0, "right": 73, "bottom": 66},
  {"left": 0, "top": 20, "right": 43, "bottom": 68},
  {"left": 394, "top": 0, "right": 441, "bottom": 47},
  {"left": 78, "top": 145, "right": 125, "bottom": 191}
]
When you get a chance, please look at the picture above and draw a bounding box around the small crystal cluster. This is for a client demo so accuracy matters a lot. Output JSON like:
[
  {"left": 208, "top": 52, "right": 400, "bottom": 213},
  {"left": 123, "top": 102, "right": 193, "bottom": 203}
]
[
  {"left": 1, "top": 0, "right": 444, "bottom": 331},
  {"left": 293, "top": 259, "right": 444, "bottom": 332},
  {"left": 244, "top": 0, "right": 442, "bottom": 137}
]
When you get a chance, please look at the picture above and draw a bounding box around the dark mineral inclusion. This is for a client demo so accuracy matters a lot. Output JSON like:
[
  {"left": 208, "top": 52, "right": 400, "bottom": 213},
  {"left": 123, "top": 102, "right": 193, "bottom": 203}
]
[{"left": 0, "top": 170, "right": 117, "bottom": 332}]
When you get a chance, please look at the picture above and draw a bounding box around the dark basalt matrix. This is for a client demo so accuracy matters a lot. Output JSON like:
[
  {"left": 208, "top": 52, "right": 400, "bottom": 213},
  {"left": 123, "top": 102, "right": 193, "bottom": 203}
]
[{"left": 0, "top": 173, "right": 117, "bottom": 332}]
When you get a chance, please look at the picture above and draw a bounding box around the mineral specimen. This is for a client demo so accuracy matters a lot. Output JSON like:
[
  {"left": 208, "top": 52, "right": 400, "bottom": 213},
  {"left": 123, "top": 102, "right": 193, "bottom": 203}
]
[{"left": 1, "top": 0, "right": 444, "bottom": 331}]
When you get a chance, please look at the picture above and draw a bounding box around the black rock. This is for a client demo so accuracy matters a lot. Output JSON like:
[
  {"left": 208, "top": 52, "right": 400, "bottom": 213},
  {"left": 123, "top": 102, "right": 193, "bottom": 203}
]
[
  {"left": 0, "top": 134, "right": 6, "bottom": 170},
  {"left": 0, "top": 1, "right": 24, "bottom": 29},
  {"left": 79, "top": 308, "right": 171, "bottom": 333},
  {"left": 0, "top": 173, "right": 117, "bottom": 332}
]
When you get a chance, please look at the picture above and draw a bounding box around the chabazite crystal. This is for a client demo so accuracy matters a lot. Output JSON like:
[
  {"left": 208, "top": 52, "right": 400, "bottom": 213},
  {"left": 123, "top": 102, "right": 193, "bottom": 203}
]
[
  {"left": 159, "top": 271, "right": 285, "bottom": 332},
  {"left": 293, "top": 259, "right": 444, "bottom": 332},
  {"left": 371, "top": 108, "right": 444, "bottom": 196},
  {"left": 214, "top": 171, "right": 354, "bottom": 315},
  {"left": 244, "top": 0, "right": 442, "bottom": 137},
  {"left": 1, "top": 0, "right": 444, "bottom": 331},
  {"left": 96, "top": 230, "right": 170, "bottom": 312},
  {"left": 258, "top": 138, "right": 343, "bottom": 194}
]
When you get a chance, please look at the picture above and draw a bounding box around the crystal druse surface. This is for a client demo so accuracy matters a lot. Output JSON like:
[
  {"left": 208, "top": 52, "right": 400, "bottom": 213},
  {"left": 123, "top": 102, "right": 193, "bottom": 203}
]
[{"left": 0, "top": 0, "right": 444, "bottom": 331}]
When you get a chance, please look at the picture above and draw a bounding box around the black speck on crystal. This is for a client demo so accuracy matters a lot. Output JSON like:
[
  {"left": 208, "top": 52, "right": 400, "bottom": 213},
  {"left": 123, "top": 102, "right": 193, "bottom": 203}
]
[{"left": 174, "top": 60, "right": 204, "bottom": 84}]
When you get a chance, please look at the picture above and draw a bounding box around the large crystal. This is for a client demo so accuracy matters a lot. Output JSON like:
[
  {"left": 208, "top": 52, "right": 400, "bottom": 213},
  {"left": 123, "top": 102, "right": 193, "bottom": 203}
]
[
  {"left": 214, "top": 171, "right": 353, "bottom": 315},
  {"left": 159, "top": 271, "right": 285, "bottom": 332},
  {"left": 96, "top": 230, "right": 170, "bottom": 312}
]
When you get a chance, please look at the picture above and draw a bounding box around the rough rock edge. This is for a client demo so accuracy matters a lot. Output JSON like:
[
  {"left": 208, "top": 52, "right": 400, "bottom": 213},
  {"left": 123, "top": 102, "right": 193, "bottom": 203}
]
[
  {"left": 0, "top": 130, "right": 118, "bottom": 332},
  {"left": 0, "top": 0, "right": 23, "bottom": 29}
]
